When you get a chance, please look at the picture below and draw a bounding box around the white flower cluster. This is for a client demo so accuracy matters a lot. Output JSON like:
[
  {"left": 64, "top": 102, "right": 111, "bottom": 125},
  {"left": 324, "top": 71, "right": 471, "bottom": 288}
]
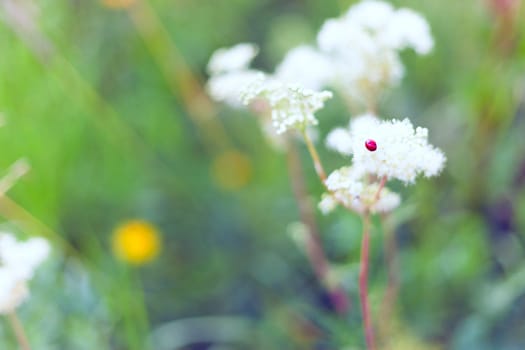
[
  {"left": 326, "top": 114, "right": 446, "bottom": 184},
  {"left": 275, "top": 46, "right": 334, "bottom": 91},
  {"left": 319, "top": 166, "right": 401, "bottom": 215},
  {"left": 273, "top": 0, "right": 433, "bottom": 108},
  {"left": 0, "top": 233, "right": 50, "bottom": 314},
  {"left": 206, "top": 1, "right": 434, "bottom": 131},
  {"left": 241, "top": 76, "right": 333, "bottom": 134},
  {"left": 320, "top": 113, "right": 445, "bottom": 213},
  {"left": 205, "top": 1, "right": 443, "bottom": 215},
  {"left": 207, "top": 43, "right": 258, "bottom": 75},
  {"left": 207, "top": 44, "right": 333, "bottom": 135},
  {"left": 319, "top": 0, "right": 432, "bottom": 106},
  {"left": 206, "top": 43, "right": 262, "bottom": 107}
]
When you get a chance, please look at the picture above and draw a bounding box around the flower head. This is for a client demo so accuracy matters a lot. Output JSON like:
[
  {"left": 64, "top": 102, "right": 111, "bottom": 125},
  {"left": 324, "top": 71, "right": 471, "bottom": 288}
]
[
  {"left": 326, "top": 127, "right": 353, "bottom": 155},
  {"left": 206, "top": 43, "right": 262, "bottom": 108},
  {"left": 379, "top": 8, "right": 434, "bottom": 55},
  {"left": 316, "top": 0, "right": 433, "bottom": 106},
  {"left": 327, "top": 114, "right": 446, "bottom": 184},
  {"left": 241, "top": 76, "right": 333, "bottom": 134},
  {"left": 0, "top": 233, "right": 50, "bottom": 314},
  {"left": 207, "top": 43, "right": 259, "bottom": 75},
  {"left": 319, "top": 166, "right": 401, "bottom": 214},
  {"left": 207, "top": 70, "right": 263, "bottom": 107},
  {"left": 275, "top": 45, "right": 334, "bottom": 90}
]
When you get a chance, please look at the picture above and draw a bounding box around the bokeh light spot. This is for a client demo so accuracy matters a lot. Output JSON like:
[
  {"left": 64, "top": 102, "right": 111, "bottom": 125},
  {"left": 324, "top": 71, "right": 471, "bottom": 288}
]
[
  {"left": 101, "top": 0, "right": 135, "bottom": 9},
  {"left": 211, "top": 149, "right": 252, "bottom": 191},
  {"left": 112, "top": 220, "right": 161, "bottom": 265}
]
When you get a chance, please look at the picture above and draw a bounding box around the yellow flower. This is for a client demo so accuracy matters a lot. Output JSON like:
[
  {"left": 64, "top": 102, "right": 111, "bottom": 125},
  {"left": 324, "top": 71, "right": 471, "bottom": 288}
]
[{"left": 112, "top": 220, "right": 160, "bottom": 265}]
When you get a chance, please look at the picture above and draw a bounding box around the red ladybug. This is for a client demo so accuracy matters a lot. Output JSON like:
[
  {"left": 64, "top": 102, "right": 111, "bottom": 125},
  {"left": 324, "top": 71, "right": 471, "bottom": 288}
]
[{"left": 365, "top": 139, "right": 377, "bottom": 152}]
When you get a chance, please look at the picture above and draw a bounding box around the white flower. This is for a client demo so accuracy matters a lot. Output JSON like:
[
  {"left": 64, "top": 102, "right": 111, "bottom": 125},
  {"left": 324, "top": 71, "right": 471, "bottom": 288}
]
[
  {"left": 207, "top": 70, "right": 263, "bottom": 107},
  {"left": 319, "top": 194, "right": 338, "bottom": 215},
  {"left": 326, "top": 127, "right": 353, "bottom": 155},
  {"left": 0, "top": 233, "right": 50, "bottom": 314},
  {"left": 326, "top": 113, "right": 378, "bottom": 155},
  {"left": 275, "top": 45, "right": 334, "bottom": 90},
  {"left": 319, "top": 166, "right": 401, "bottom": 214},
  {"left": 241, "top": 76, "right": 333, "bottom": 134},
  {"left": 379, "top": 9, "right": 434, "bottom": 55},
  {"left": 345, "top": 0, "right": 395, "bottom": 32},
  {"left": 349, "top": 183, "right": 401, "bottom": 214},
  {"left": 206, "top": 43, "right": 264, "bottom": 108},
  {"left": 316, "top": 0, "right": 433, "bottom": 105},
  {"left": 319, "top": 166, "right": 362, "bottom": 214},
  {"left": 207, "top": 43, "right": 259, "bottom": 75},
  {"left": 346, "top": 115, "right": 446, "bottom": 184},
  {"left": 325, "top": 166, "right": 364, "bottom": 195}
]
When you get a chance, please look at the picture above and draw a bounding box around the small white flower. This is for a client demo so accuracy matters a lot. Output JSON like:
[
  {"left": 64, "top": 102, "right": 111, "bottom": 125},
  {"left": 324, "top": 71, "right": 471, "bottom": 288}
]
[
  {"left": 319, "top": 166, "right": 401, "bottom": 214},
  {"left": 326, "top": 113, "right": 379, "bottom": 155},
  {"left": 0, "top": 233, "right": 50, "bottom": 314},
  {"left": 373, "top": 187, "right": 401, "bottom": 213},
  {"left": 345, "top": 0, "right": 395, "bottom": 32},
  {"left": 347, "top": 183, "right": 401, "bottom": 214},
  {"left": 275, "top": 45, "right": 334, "bottom": 90},
  {"left": 347, "top": 115, "right": 446, "bottom": 184},
  {"left": 325, "top": 166, "right": 364, "bottom": 195},
  {"left": 241, "top": 76, "right": 333, "bottom": 134},
  {"left": 380, "top": 9, "right": 434, "bottom": 55},
  {"left": 319, "top": 194, "right": 338, "bottom": 215},
  {"left": 207, "top": 70, "right": 263, "bottom": 107},
  {"left": 206, "top": 43, "right": 264, "bottom": 108},
  {"left": 207, "top": 43, "right": 259, "bottom": 75},
  {"left": 316, "top": 0, "right": 433, "bottom": 106},
  {"left": 326, "top": 127, "right": 353, "bottom": 155}
]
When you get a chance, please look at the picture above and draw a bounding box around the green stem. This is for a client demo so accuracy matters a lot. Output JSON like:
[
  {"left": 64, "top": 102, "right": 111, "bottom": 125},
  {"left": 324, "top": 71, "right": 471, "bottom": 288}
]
[{"left": 286, "top": 140, "right": 349, "bottom": 314}]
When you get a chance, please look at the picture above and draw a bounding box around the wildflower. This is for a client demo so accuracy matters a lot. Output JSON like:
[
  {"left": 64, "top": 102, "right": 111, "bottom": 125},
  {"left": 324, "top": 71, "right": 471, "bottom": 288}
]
[
  {"left": 112, "top": 220, "right": 161, "bottom": 265},
  {"left": 378, "top": 8, "right": 434, "bottom": 55},
  {"left": 326, "top": 127, "right": 353, "bottom": 155},
  {"left": 316, "top": 0, "right": 433, "bottom": 106},
  {"left": 206, "top": 44, "right": 333, "bottom": 135},
  {"left": 207, "top": 70, "right": 263, "bottom": 108},
  {"left": 207, "top": 43, "right": 259, "bottom": 75},
  {"left": 326, "top": 114, "right": 446, "bottom": 184},
  {"left": 241, "top": 76, "right": 333, "bottom": 134},
  {"left": 319, "top": 166, "right": 401, "bottom": 214},
  {"left": 206, "top": 43, "right": 262, "bottom": 108},
  {"left": 0, "top": 233, "right": 50, "bottom": 314},
  {"left": 275, "top": 45, "right": 334, "bottom": 90},
  {"left": 326, "top": 113, "right": 378, "bottom": 156}
]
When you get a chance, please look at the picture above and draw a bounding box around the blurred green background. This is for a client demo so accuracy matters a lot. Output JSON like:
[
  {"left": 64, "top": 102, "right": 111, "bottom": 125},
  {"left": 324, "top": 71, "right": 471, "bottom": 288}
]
[{"left": 0, "top": 0, "right": 524, "bottom": 349}]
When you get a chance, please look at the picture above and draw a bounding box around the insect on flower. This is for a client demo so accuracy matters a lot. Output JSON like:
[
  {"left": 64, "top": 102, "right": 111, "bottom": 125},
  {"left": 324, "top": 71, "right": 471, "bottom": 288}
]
[{"left": 365, "top": 139, "right": 377, "bottom": 152}]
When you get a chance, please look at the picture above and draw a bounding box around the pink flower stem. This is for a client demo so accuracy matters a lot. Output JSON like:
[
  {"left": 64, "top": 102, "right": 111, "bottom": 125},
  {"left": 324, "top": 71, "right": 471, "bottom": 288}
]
[
  {"left": 359, "top": 212, "right": 376, "bottom": 350},
  {"left": 7, "top": 312, "right": 31, "bottom": 350},
  {"left": 374, "top": 176, "right": 387, "bottom": 202},
  {"left": 378, "top": 213, "right": 399, "bottom": 341}
]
